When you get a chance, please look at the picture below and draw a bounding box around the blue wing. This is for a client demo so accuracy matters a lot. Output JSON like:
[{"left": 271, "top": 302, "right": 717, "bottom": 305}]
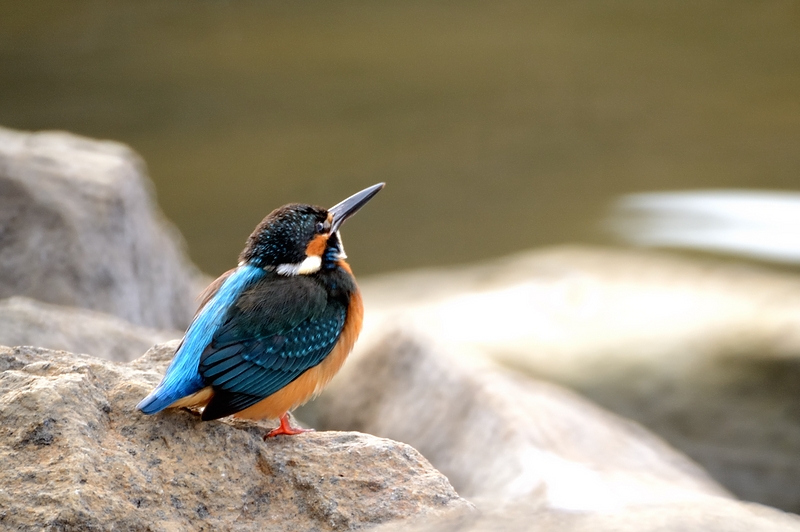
[
  {"left": 197, "top": 274, "right": 347, "bottom": 420},
  {"left": 136, "top": 265, "right": 265, "bottom": 415}
]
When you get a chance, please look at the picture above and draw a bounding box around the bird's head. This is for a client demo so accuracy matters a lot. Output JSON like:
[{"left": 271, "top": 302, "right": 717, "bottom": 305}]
[{"left": 239, "top": 183, "right": 384, "bottom": 275}]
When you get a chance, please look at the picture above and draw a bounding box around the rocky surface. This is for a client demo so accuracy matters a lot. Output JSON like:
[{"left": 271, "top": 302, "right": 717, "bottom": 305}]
[
  {"left": 376, "top": 498, "right": 800, "bottom": 532},
  {"left": 312, "top": 329, "right": 729, "bottom": 511},
  {"left": 0, "top": 296, "right": 179, "bottom": 362},
  {"left": 356, "top": 246, "right": 800, "bottom": 512},
  {"left": 0, "top": 127, "right": 205, "bottom": 329},
  {"left": 0, "top": 343, "right": 471, "bottom": 531}
]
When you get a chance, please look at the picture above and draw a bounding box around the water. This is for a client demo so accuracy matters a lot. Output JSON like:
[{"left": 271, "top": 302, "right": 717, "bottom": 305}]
[
  {"left": 1, "top": 1, "right": 798, "bottom": 276},
  {"left": 609, "top": 190, "right": 800, "bottom": 264}
]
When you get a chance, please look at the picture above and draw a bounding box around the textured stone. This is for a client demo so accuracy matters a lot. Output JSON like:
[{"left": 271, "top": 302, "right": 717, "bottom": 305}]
[
  {"left": 313, "top": 330, "right": 728, "bottom": 511},
  {"left": 0, "top": 126, "right": 205, "bottom": 329},
  {"left": 0, "top": 343, "right": 471, "bottom": 531},
  {"left": 0, "top": 296, "right": 179, "bottom": 362},
  {"left": 355, "top": 246, "right": 800, "bottom": 512}
]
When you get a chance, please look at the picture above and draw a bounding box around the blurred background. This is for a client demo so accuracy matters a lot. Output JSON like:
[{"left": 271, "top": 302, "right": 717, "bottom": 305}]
[{"left": 1, "top": 0, "right": 798, "bottom": 276}]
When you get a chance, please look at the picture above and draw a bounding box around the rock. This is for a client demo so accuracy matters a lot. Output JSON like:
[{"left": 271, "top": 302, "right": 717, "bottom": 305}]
[
  {"left": 0, "top": 343, "right": 471, "bottom": 531},
  {"left": 0, "top": 296, "right": 180, "bottom": 362},
  {"left": 312, "top": 329, "right": 729, "bottom": 511},
  {"left": 0, "top": 126, "right": 205, "bottom": 330},
  {"left": 355, "top": 246, "right": 800, "bottom": 512},
  {"left": 376, "top": 497, "right": 800, "bottom": 532}
]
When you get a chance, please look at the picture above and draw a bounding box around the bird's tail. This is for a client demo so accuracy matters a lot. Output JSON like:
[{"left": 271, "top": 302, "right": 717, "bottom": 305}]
[
  {"left": 136, "top": 386, "right": 181, "bottom": 415},
  {"left": 136, "top": 341, "right": 208, "bottom": 415},
  {"left": 136, "top": 375, "right": 205, "bottom": 415}
]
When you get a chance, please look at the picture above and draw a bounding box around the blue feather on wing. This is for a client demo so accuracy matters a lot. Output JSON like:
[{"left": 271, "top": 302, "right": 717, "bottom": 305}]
[
  {"left": 198, "top": 305, "right": 346, "bottom": 420},
  {"left": 136, "top": 265, "right": 265, "bottom": 414}
]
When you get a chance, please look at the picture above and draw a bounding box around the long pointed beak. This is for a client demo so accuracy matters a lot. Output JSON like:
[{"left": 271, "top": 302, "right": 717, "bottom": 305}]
[{"left": 328, "top": 183, "right": 385, "bottom": 232}]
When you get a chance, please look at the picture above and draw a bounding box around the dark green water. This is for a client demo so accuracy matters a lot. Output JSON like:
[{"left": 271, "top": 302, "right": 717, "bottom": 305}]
[{"left": 1, "top": 1, "right": 798, "bottom": 276}]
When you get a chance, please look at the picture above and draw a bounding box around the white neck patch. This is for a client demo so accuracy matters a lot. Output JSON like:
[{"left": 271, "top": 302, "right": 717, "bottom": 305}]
[
  {"left": 335, "top": 231, "right": 347, "bottom": 260},
  {"left": 275, "top": 254, "right": 322, "bottom": 276}
]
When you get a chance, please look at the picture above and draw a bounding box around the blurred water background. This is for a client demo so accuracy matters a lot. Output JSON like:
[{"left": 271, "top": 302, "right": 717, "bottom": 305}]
[{"left": 1, "top": 1, "right": 798, "bottom": 276}]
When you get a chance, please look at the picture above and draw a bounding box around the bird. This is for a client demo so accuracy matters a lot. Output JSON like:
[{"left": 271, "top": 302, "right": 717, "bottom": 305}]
[{"left": 136, "top": 183, "right": 384, "bottom": 438}]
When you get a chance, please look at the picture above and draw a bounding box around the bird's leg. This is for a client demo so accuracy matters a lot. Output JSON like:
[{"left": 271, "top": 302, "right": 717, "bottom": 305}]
[{"left": 263, "top": 412, "right": 315, "bottom": 439}]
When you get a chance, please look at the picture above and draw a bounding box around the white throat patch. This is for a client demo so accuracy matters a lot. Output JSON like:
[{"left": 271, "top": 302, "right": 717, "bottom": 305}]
[
  {"left": 335, "top": 230, "right": 347, "bottom": 260},
  {"left": 275, "top": 255, "right": 322, "bottom": 276}
]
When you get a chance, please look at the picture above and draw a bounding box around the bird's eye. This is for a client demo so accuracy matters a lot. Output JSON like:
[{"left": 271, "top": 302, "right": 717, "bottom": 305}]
[{"left": 315, "top": 221, "right": 325, "bottom": 233}]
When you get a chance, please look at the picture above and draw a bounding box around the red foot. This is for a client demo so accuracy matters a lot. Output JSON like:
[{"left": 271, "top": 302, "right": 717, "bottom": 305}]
[{"left": 263, "top": 413, "right": 315, "bottom": 439}]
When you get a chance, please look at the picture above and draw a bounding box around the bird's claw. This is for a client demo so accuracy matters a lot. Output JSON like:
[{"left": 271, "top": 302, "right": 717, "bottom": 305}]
[{"left": 263, "top": 413, "right": 315, "bottom": 439}]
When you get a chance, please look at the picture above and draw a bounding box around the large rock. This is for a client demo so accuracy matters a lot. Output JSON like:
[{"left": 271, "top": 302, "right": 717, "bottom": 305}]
[
  {"left": 0, "top": 343, "right": 471, "bottom": 531},
  {"left": 0, "top": 127, "right": 204, "bottom": 329},
  {"left": 356, "top": 246, "right": 800, "bottom": 511},
  {"left": 0, "top": 296, "right": 180, "bottom": 362},
  {"left": 312, "top": 329, "right": 729, "bottom": 511}
]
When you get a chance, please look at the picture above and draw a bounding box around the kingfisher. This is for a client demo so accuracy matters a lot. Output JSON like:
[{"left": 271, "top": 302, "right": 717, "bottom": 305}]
[{"left": 137, "top": 183, "right": 384, "bottom": 438}]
